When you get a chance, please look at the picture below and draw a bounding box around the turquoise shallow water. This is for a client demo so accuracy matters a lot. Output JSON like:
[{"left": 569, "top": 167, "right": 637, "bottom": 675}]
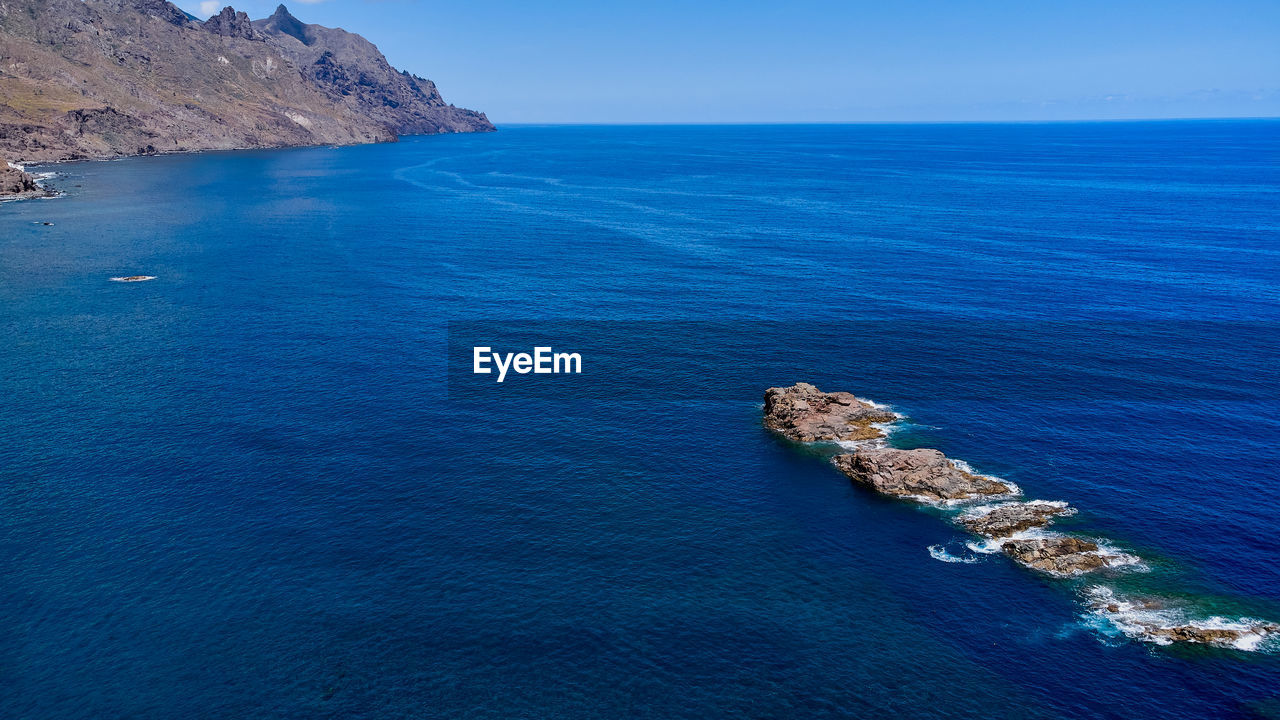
[{"left": 2, "top": 122, "right": 1279, "bottom": 718}]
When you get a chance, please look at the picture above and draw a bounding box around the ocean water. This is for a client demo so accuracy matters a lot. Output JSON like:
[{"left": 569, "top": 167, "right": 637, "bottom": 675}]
[{"left": 2, "top": 122, "right": 1278, "bottom": 718}]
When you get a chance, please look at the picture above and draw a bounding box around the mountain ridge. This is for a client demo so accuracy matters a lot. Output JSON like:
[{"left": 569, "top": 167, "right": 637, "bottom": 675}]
[{"left": 0, "top": 0, "right": 493, "bottom": 165}]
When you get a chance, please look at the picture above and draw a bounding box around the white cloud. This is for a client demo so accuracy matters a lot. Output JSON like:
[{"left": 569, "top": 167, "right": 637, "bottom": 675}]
[{"left": 199, "top": 0, "right": 219, "bottom": 17}]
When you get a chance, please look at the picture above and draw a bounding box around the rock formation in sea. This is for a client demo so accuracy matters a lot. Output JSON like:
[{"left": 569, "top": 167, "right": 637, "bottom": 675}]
[
  {"left": 959, "top": 501, "right": 1075, "bottom": 538},
  {"left": 0, "top": 0, "right": 494, "bottom": 162},
  {"left": 1146, "top": 623, "right": 1279, "bottom": 647},
  {"left": 763, "top": 382, "right": 1278, "bottom": 650},
  {"left": 0, "top": 157, "right": 52, "bottom": 198},
  {"left": 1000, "top": 536, "right": 1120, "bottom": 576},
  {"left": 762, "top": 383, "right": 897, "bottom": 443},
  {"left": 832, "top": 447, "right": 1015, "bottom": 501},
  {"left": 1086, "top": 591, "right": 1279, "bottom": 649}
]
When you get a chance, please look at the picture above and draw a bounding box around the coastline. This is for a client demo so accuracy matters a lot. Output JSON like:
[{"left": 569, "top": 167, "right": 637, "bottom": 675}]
[
  {"left": 0, "top": 129, "right": 498, "bottom": 199},
  {"left": 1, "top": 127, "right": 497, "bottom": 168},
  {"left": 0, "top": 159, "right": 56, "bottom": 200}
]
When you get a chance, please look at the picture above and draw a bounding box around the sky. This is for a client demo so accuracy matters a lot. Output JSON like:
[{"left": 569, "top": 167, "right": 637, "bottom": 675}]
[{"left": 176, "top": 0, "right": 1280, "bottom": 124}]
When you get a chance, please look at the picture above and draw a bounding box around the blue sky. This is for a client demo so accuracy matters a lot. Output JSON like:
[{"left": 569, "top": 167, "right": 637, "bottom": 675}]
[{"left": 179, "top": 0, "right": 1280, "bottom": 123}]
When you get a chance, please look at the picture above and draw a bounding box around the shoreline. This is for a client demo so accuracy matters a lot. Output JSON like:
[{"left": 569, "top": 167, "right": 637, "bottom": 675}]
[
  {"left": 0, "top": 129, "right": 498, "bottom": 199},
  {"left": 4, "top": 127, "right": 498, "bottom": 170}
]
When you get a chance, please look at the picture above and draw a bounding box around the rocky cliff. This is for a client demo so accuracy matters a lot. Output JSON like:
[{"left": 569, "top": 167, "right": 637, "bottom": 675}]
[{"left": 0, "top": 0, "right": 493, "bottom": 165}]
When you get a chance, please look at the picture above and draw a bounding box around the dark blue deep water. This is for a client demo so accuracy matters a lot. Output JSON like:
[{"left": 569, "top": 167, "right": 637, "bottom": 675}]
[{"left": 3, "top": 122, "right": 1279, "bottom": 718}]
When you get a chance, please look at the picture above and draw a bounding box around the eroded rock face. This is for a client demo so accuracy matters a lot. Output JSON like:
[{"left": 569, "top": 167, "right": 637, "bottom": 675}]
[
  {"left": 204, "top": 6, "right": 258, "bottom": 39},
  {"left": 832, "top": 447, "right": 1014, "bottom": 501},
  {"left": 1001, "top": 537, "right": 1113, "bottom": 575},
  {"left": 762, "top": 383, "right": 897, "bottom": 443},
  {"left": 960, "top": 501, "right": 1075, "bottom": 538}
]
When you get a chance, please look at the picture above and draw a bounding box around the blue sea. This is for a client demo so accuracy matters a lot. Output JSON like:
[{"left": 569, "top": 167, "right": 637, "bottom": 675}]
[{"left": 3, "top": 122, "right": 1278, "bottom": 718}]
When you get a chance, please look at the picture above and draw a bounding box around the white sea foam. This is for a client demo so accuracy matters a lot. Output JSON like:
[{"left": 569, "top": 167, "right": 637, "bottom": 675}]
[
  {"left": 854, "top": 396, "right": 901, "bottom": 417},
  {"left": 870, "top": 420, "right": 900, "bottom": 437},
  {"left": 928, "top": 543, "right": 982, "bottom": 564},
  {"left": 947, "top": 458, "right": 1021, "bottom": 498},
  {"left": 957, "top": 499, "right": 1073, "bottom": 523},
  {"left": 984, "top": 528, "right": 1144, "bottom": 577},
  {"left": 1092, "top": 540, "right": 1147, "bottom": 572},
  {"left": 964, "top": 525, "right": 1058, "bottom": 554},
  {"left": 908, "top": 494, "right": 982, "bottom": 508},
  {"left": 1082, "top": 586, "right": 1277, "bottom": 652}
]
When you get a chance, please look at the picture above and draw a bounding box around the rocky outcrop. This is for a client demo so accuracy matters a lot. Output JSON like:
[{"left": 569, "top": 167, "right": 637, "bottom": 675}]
[
  {"left": 0, "top": 0, "right": 493, "bottom": 162},
  {"left": 763, "top": 383, "right": 897, "bottom": 443},
  {"left": 0, "top": 158, "right": 52, "bottom": 198},
  {"left": 203, "top": 6, "right": 258, "bottom": 39},
  {"left": 960, "top": 501, "right": 1075, "bottom": 538},
  {"left": 1086, "top": 592, "right": 1279, "bottom": 649},
  {"left": 1000, "top": 537, "right": 1119, "bottom": 575},
  {"left": 765, "top": 384, "right": 1275, "bottom": 649},
  {"left": 1146, "top": 623, "right": 1279, "bottom": 647},
  {"left": 833, "top": 447, "right": 1014, "bottom": 501}
]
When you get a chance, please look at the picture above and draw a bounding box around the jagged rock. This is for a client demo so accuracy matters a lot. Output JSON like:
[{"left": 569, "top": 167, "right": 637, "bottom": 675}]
[
  {"left": 762, "top": 383, "right": 897, "bottom": 443},
  {"left": 203, "top": 6, "right": 258, "bottom": 40},
  {"left": 832, "top": 447, "right": 1014, "bottom": 501},
  {"left": 1001, "top": 536, "right": 1114, "bottom": 575},
  {"left": 0, "top": 158, "right": 52, "bottom": 198},
  {"left": 960, "top": 501, "right": 1075, "bottom": 538}
]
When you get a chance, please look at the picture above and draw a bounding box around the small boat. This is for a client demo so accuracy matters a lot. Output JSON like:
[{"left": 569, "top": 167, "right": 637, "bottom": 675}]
[{"left": 110, "top": 275, "right": 157, "bottom": 282}]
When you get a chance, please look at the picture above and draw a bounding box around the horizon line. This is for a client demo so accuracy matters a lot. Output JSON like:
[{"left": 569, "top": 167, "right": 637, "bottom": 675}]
[{"left": 486, "top": 116, "right": 1280, "bottom": 128}]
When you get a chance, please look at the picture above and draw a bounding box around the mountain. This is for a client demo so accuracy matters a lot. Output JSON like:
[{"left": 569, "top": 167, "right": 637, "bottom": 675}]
[{"left": 0, "top": 0, "right": 493, "bottom": 164}]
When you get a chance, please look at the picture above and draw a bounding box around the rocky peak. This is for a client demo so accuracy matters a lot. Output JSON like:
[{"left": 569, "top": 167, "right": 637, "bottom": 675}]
[
  {"left": 259, "top": 4, "right": 312, "bottom": 45},
  {"left": 203, "top": 6, "right": 258, "bottom": 39}
]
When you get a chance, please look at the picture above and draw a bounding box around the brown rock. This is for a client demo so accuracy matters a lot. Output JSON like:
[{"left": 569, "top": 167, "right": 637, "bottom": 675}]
[
  {"left": 832, "top": 447, "right": 1014, "bottom": 501},
  {"left": 203, "top": 6, "right": 258, "bottom": 39},
  {"left": 0, "top": 158, "right": 52, "bottom": 198},
  {"left": 960, "top": 501, "right": 1075, "bottom": 538},
  {"left": 1001, "top": 536, "right": 1113, "bottom": 575},
  {"left": 1147, "top": 622, "right": 1280, "bottom": 648},
  {"left": 762, "top": 383, "right": 897, "bottom": 443}
]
